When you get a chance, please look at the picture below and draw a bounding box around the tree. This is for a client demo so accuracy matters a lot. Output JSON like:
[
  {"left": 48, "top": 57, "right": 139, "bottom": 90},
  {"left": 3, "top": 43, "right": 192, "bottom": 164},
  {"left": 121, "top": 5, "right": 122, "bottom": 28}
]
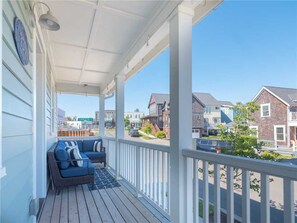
[
  {"left": 134, "top": 108, "right": 140, "bottom": 112},
  {"left": 66, "top": 116, "right": 72, "bottom": 121},
  {"left": 124, "top": 117, "right": 130, "bottom": 127},
  {"left": 218, "top": 101, "right": 260, "bottom": 158}
]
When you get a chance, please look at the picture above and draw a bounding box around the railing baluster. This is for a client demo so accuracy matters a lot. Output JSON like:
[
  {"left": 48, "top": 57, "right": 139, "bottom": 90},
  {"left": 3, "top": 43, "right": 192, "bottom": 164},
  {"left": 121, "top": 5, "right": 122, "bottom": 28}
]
[
  {"left": 157, "top": 150, "right": 160, "bottom": 206},
  {"left": 214, "top": 163, "right": 221, "bottom": 223},
  {"left": 167, "top": 152, "right": 170, "bottom": 213},
  {"left": 152, "top": 149, "right": 155, "bottom": 202},
  {"left": 162, "top": 152, "right": 165, "bottom": 209},
  {"left": 261, "top": 173, "right": 270, "bottom": 223},
  {"left": 203, "top": 161, "right": 209, "bottom": 223},
  {"left": 227, "top": 166, "right": 234, "bottom": 223},
  {"left": 147, "top": 148, "right": 150, "bottom": 196},
  {"left": 242, "top": 169, "right": 250, "bottom": 223},
  {"left": 135, "top": 146, "right": 140, "bottom": 196},
  {"left": 193, "top": 159, "right": 199, "bottom": 223},
  {"left": 284, "top": 178, "right": 294, "bottom": 223}
]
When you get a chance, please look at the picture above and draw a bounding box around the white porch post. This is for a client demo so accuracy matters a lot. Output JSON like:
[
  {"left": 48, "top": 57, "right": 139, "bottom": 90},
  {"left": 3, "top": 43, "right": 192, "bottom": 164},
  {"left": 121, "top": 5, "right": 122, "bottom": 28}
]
[
  {"left": 99, "top": 94, "right": 105, "bottom": 137},
  {"left": 115, "top": 74, "right": 125, "bottom": 177},
  {"left": 169, "top": 5, "right": 194, "bottom": 223}
]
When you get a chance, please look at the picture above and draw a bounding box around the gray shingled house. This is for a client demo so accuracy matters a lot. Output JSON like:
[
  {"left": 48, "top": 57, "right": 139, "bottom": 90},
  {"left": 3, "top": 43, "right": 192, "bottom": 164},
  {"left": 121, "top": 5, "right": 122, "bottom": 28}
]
[{"left": 250, "top": 86, "right": 297, "bottom": 149}]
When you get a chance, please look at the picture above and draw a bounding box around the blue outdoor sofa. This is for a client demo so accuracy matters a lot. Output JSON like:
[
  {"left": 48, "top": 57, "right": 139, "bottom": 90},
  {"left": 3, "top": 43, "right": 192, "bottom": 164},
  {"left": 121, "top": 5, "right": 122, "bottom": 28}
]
[{"left": 47, "top": 138, "right": 106, "bottom": 191}]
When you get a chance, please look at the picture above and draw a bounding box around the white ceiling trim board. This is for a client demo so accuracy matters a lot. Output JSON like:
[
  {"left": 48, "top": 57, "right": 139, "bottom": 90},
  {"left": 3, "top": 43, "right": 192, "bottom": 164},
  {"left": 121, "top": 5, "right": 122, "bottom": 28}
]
[
  {"left": 50, "top": 41, "right": 122, "bottom": 56},
  {"left": 73, "top": 0, "right": 148, "bottom": 21}
]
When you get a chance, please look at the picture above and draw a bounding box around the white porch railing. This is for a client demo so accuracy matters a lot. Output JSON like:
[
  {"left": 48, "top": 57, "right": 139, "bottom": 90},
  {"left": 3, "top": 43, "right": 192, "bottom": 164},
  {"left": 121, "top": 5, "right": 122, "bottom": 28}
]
[
  {"left": 104, "top": 137, "right": 170, "bottom": 216},
  {"left": 183, "top": 149, "right": 297, "bottom": 223},
  {"left": 59, "top": 136, "right": 297, "bottom": 222}
]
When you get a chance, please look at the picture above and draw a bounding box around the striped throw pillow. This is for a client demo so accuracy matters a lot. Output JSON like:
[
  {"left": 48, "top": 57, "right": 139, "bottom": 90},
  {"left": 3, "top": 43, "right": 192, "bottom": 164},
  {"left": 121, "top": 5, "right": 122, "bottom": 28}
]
[
  {"left": 93, "top": 141, "right": 101, "bottom": 152},
  {"left": 66, "top": 146, "right": 83, "bottom": 167}
]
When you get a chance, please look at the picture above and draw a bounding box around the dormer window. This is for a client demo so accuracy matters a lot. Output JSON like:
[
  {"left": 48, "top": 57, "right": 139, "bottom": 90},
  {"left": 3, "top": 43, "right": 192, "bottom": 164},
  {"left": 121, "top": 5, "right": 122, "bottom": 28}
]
[{"left": 261, "top": 103, "right": 270, "bottom": 117}]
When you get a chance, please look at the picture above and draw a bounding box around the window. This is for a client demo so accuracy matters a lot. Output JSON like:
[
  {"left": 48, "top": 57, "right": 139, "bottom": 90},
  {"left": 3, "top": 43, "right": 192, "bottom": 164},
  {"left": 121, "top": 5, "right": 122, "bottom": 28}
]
[
  {"left": 250, "top": 126, "right": 258, "bottom": 138},
  {"left": 261, "top": 103, "right": 270, "bottom": 117},
  {"left": 205, "top": 107, "right": 211, "bottom": 114},
  {"left": 274, "top": 125, "right": 285, "bottom": 141}
]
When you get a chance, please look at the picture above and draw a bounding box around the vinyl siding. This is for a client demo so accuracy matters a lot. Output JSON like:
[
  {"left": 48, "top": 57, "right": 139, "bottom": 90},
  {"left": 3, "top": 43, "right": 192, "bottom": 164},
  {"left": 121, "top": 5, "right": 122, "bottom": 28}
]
[{"left": 1, "top": 1, "right": 34, "bottom": 222}]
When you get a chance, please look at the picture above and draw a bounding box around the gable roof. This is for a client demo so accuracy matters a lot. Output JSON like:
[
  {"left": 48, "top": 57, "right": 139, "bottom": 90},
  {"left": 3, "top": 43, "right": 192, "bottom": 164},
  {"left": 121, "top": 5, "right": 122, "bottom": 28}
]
[
  {"left": 253, "top": 86, "right": 297, "bottom": 106},
  {"left": 193, "top": 93, "right": 221, "bottom": 106},
  {"left": 148, "top": 93, "right": 170, "bottom": 108},
  {"left": 218, "top": 100, "right": 233, "bottom": 106}
]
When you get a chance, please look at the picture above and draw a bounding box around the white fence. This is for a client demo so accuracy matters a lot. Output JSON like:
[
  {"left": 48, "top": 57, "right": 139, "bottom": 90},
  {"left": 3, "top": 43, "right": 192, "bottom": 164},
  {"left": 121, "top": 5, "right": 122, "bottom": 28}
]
[
  {"left": 183, "top": 149, "right": 297, "bottom": 223},
  {"left": 59, "top": 136, "right": 297, "bottom": 222}
]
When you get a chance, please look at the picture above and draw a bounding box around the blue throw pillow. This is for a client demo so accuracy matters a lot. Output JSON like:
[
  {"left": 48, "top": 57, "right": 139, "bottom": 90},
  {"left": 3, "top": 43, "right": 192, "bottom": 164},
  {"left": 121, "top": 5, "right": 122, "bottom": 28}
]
[{"left": 54, "top": 148, "right": 70, "bottom": 169}]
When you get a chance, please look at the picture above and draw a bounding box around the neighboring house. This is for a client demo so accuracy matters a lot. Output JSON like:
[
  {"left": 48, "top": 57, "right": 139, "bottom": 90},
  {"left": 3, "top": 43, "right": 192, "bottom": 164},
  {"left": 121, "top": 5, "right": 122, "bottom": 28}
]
[
  {"left": 162, "top": 94, "right": 205, "bottom": 139},
  {"left": 219, "top": 101, "right": 234, "bottom": 124},
  {"left": 125, "top": 110, "right": 145, "bottom": 128},
  {"left": 57, "top": 108, "right": 66, "bottom": 128},
  {"left": 250, "top": 86, "right": 297, "bottom": 149},
  {"left": 142, "top": 93, "right": 169, "bottom": 130},
  {"left": 95, "top": 110, "right": 116, "bottom": 127},
  {"left": 193, "top": 93, "right": 234, "bottom": 135}
]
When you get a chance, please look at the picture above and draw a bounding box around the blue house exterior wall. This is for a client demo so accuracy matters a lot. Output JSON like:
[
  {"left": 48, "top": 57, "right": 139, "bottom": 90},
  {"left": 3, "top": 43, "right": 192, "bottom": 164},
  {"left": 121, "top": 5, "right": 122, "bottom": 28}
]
[{"left": 1, "top": 1, "right": 34, "bottom": 222}]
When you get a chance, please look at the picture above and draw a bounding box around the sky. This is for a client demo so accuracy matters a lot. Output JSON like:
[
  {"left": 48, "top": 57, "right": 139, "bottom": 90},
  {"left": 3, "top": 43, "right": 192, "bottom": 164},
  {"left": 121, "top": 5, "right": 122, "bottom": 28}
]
[{"left": 58, "top": 0, "right": 297, "bottom": 118}]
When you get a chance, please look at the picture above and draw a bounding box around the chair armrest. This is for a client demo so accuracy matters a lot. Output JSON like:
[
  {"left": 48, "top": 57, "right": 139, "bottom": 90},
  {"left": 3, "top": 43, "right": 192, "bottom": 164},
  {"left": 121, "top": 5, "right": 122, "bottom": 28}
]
[
  {"left": 55, "top": 158, "right": 90, "bottom": 163},
  {"left": 101, "top": 146, "right": 106, "bottom": 153}
]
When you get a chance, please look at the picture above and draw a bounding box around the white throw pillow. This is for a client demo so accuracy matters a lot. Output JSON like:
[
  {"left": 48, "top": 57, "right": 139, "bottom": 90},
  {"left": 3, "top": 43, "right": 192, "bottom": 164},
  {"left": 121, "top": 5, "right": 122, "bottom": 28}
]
[
  {"left": 66, "top": 146, "right": 83, "bottom": 167},
  {"left": 93, "top": 141, "right": 101, "bottom": 152}
]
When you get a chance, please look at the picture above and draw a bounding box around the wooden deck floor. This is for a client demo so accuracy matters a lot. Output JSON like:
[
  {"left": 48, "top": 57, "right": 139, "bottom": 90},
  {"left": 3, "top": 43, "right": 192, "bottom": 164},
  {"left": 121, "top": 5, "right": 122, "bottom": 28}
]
[{"left": 38, "top": 183, "right": 165, "bottom": 223}]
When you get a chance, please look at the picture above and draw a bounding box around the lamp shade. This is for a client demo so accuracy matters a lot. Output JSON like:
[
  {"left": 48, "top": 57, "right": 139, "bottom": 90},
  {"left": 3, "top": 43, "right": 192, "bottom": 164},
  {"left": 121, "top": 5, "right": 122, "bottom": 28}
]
[{"left": 39, "top": 11, "right": 60, "bottom": 31}]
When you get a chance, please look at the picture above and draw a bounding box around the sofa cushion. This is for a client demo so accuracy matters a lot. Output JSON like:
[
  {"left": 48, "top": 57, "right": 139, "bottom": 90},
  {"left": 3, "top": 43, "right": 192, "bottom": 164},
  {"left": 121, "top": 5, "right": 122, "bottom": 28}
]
[
  {"left": 61, "top": 140, "right": 83, "bottom": 152},
  {"left": 66, "top": 146, "right": 83, "bottom": 167},
  {"left": 60, "top": 158, "right": 94, "bottom": 177},
  {"left": 83, "top": 139, "right": 102, "bottom": 152},
  {"left": 54, "top": 148, "right": 70, "bottom": 169},
  {"left": 84, "top": 152, "right": 106, "bottom": 160}
]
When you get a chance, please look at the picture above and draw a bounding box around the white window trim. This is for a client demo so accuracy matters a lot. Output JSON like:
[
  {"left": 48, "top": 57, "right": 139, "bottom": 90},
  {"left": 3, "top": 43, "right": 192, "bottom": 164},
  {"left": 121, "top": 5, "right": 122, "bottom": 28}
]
[
  {"left": 250, "top": 126, "right": 258, "bottom": 138},
  {"left": 261, "top": 103, "right": 271, "bottom": 117},
  {"left": 274, "top": 125, "right": 286, "bottom": 142}
]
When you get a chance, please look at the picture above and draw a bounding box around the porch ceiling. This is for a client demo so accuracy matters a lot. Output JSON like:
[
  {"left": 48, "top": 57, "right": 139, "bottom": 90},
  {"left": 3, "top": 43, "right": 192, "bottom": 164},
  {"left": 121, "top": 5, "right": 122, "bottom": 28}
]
[{"left": 39, "top": 0, "right": 222, "bottom": 95}]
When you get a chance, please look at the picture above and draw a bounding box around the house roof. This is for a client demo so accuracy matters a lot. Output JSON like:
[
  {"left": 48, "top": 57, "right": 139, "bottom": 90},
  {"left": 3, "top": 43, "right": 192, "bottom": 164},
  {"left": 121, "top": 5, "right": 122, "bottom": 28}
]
[
  {"left": 253, "top": 86, "right": 297, "bottom": 106},
  {"left": 193, "top": 93, "right": 221, "bottom": 106},
  {"left": 150, "top": 93, "right": 206, "bottom": 109},
  {"left": 218, "top": 100, "right": 233, "bottom": 106},
  {"left": 148, "top": 93, "right": 170, "bottom": 108}
]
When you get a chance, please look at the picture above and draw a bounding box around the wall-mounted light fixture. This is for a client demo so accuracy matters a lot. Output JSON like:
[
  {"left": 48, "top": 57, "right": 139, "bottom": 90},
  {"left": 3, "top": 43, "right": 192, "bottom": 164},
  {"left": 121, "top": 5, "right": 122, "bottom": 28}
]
[{"left": 30, "top": 1, "right": 60, "bottom": 31}]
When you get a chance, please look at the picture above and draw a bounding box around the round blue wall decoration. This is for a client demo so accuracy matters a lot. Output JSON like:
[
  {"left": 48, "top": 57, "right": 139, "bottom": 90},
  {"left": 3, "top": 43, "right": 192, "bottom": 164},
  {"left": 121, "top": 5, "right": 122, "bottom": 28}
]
[{"left": 13, "top": 17, "right": 29, "bottom": 65}]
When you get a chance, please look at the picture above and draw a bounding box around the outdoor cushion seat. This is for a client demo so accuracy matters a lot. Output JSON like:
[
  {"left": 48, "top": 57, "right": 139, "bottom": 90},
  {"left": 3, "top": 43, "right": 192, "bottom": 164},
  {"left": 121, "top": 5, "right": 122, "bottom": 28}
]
[
  {"left": 60, "top": 158, "right": 94, "bottom": 178},
  {"left": 82, "top": 139, "right": 102, "bottom": 152},
  {"left": 84, "top": 151, "right": 106, "bottom": 160},
  {"left": 54, "top": 147, "right": 70, "bottom": 169}
]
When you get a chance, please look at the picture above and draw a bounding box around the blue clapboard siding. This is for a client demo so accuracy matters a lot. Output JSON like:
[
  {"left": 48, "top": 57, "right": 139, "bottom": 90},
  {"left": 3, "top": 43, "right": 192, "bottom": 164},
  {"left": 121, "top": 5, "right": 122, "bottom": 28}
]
[{"left": 1, "top": 0, "right": 34, "bottom": 222}]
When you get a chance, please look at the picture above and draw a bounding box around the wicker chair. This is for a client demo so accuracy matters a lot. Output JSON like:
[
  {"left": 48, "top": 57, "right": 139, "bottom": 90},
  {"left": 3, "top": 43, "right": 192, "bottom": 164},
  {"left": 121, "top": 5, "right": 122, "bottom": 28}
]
[{"left": 47, "top": 144, "right": 94, "bottom": 191}]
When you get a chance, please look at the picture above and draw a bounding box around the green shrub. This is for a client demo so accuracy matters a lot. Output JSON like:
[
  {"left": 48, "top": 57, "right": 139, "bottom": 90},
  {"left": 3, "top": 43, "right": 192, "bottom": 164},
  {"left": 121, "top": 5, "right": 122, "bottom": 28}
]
[
  {"left": 156, "top": 131, "right": 166, "bottom": 139},
  {"left": 261, "top": 151, "right": 280, "bottom": 161},
  {"left": 144, "top": 123, "right": 152, "bottom": 134}
]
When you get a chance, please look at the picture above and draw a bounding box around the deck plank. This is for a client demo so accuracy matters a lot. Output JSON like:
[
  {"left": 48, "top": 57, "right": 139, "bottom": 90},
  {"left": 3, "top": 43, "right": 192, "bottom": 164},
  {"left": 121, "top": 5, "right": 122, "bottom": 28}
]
[
  {"left": 113, "top": 187, "right": 149, "bottom": 223},
  {"left": 82, "top": 184, "right": 102, "bottom": 223},
  {"left": 91, "top": 189, "right": 114, "bottom": 223},
  {"left": 105, "top": 188, "right": 137, "bottom": 223},
  {"left": 99, "top": 188, "right": 125, "bottom": 223},
  {"left": 119, "top": 186, "right": 161, "bottom": 223},
  {"left": 68, "top": 186, "right": 79, "bottom": 223},
  {"left": 76, "top": 185, "right": 91, "bottom": 223},
  {"left": 60, "top": 188, "right": 68, "bottom": 223},
  {"left": 39, "top": 189, "right": 55, "bottom": 223},
  {"left": 50, "top": 190, "right": 62, "bottom": 223}
]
